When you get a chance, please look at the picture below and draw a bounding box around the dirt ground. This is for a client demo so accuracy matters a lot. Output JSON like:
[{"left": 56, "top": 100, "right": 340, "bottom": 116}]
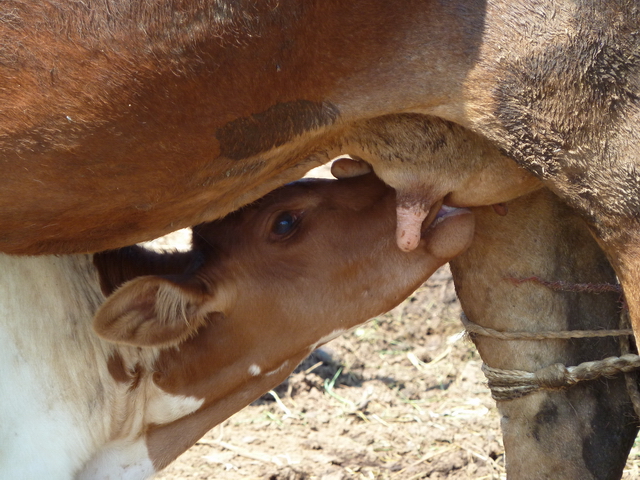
[{"left": 146, "top": 257, "right": 640, "bottom": 479}]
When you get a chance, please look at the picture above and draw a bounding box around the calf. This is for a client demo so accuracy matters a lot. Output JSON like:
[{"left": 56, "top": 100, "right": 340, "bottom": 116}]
[{"left": 0, "top": 174, "right": 473, "bottom": 479}]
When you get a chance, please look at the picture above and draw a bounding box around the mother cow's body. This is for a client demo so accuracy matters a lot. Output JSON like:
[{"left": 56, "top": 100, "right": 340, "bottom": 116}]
[{"left": 2, "top": 4, "right": 640, "bottom": 322}]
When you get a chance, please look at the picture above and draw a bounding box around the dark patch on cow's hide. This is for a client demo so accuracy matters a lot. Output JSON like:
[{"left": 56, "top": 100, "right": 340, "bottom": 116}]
[
  {"left": 216, "top": 100, "right": 339, "bottom": 160},
  {"left": 580, "top": 382, "right": 638, "bottom": 480},
  {"left": 492, "top": 4, "right": 640, "bottom": 225},
  {"left": 532, "top": 399, "right": 559, "bottom": 442}
]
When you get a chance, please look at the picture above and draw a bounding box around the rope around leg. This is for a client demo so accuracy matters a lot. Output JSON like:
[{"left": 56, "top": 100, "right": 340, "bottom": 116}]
[
  {"left": 481, "top": 355, "right": 640, "bottom": 401},
  {"left": 460, "top": 313, "right": 633, "bottom": 340},
  {"left": 461, "top": 313, "right": 640, "bottom": 403}
]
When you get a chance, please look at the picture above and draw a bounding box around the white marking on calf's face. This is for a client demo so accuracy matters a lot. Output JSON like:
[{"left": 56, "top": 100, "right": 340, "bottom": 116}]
[
  {"left": 145, "top": 385, "right": 205, "bottom": 426},
  {"left": 248, "top": 364, "right": 261, "bottom": 376}
]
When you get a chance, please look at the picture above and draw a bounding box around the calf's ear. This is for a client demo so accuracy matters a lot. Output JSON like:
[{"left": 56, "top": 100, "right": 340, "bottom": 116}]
[{"left": 93, "top": 276, "right": 220, "bottom": 347}]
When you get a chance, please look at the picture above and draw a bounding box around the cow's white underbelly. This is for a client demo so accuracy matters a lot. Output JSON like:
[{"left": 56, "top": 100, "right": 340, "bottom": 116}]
[
  {"left": 0, "top": 328, "right": 97, "bottom": 480},
  {"left": 0, "top": 254, "right": 205, "bottom": 480}
]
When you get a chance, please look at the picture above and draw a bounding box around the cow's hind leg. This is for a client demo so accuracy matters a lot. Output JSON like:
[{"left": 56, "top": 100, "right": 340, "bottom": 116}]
[{"left": 450, "top": 189, "right": 638, "bottom": 480}]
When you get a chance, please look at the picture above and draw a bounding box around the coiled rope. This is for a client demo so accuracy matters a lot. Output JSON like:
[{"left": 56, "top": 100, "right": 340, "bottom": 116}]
[{"left": 461, "top": 313, "right": 640, "bottom": 418}]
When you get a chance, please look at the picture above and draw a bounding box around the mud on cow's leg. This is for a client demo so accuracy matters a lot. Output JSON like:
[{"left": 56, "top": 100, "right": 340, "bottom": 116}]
[{"left": 450, "top": 189, "right": 638, "bottom": 480}]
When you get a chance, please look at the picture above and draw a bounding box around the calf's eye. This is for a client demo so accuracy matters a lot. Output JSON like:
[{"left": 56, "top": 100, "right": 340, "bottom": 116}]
[{"left": 272, "top": 212, "right": 299, "bottom": 237}]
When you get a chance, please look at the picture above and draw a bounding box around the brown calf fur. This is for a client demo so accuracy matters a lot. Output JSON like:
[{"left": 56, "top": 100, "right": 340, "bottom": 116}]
[
  {"left": 0, "top": 174, "right": 474, "bottom": 478},
  {"left": 90, "top": 173, "right": 474, "bottom": 473},
  {"left": 450, "top": 189, "right": 638, "bottom": 480}
]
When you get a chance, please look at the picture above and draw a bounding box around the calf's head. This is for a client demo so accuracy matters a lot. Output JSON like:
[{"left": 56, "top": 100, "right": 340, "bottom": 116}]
[{"left": 92, "top": 173, "right": 474, "bottom": 470}]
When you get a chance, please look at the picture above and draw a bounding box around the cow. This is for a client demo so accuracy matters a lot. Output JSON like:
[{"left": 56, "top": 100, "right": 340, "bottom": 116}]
[
  {"left": 450, "top": 189, "right": 638, "bottom": 480},
  {"left": 2, "top": 1, "right": 639, "bottom": 346},
  {"left": 0, "top": 173, "right": 475, "bottom": 479}
]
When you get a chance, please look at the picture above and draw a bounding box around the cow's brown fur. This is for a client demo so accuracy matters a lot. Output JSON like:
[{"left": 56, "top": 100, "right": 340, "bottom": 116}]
[
  {"left": 450, "top": 189, "right": 638, "bottom": 480},
  {"left": 1, "top": 0, "right": 443, "bottom": 254},
  {"left": 1, "top": 1, "right": 635, "bottom": 253},
  {"left": 2, "top": 1, "right": 639, "bottom": 342}
]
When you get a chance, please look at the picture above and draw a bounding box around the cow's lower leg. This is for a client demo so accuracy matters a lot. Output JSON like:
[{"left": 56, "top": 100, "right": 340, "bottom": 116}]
[{"left": 450, "top": 189, "right": 638, "bottom": 480}]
